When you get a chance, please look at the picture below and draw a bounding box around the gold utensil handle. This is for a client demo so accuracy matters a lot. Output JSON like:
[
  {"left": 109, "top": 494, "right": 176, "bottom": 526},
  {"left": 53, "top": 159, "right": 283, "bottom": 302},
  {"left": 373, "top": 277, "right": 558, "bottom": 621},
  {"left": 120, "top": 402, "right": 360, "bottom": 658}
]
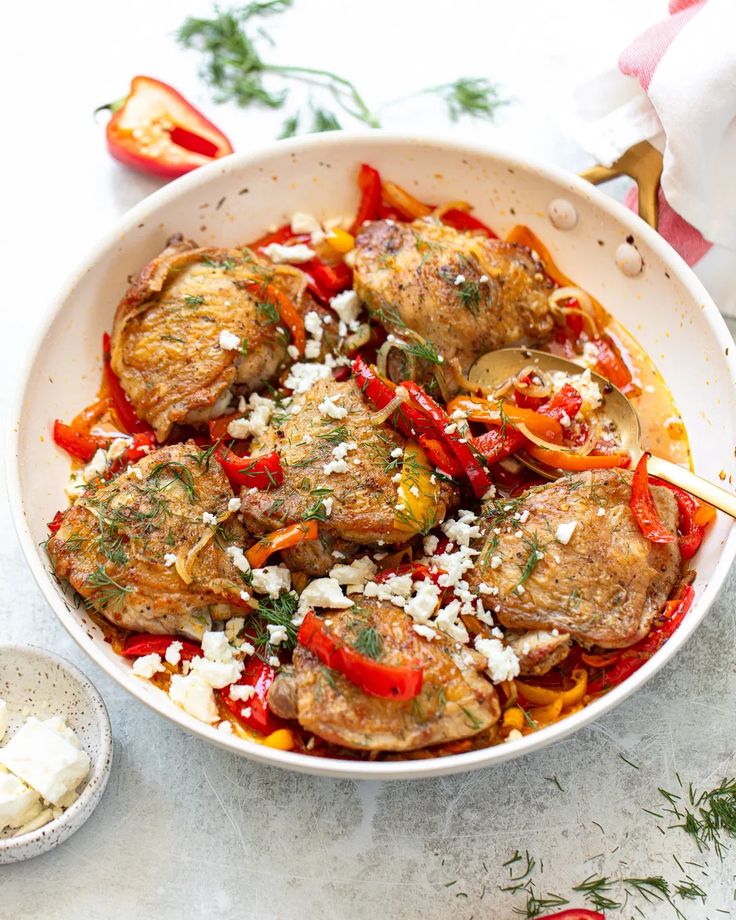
[
  {"left": 579, "top": 140, "right": 663, "bottom": 230},
  {"left": 647, "top": 455, "right": 736, "bottom": 518}
]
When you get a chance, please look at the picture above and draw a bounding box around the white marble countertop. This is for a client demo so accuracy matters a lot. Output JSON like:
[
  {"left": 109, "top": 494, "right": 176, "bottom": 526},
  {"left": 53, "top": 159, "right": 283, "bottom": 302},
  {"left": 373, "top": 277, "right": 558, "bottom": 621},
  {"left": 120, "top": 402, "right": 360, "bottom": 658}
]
[{"left": 2, "top": 1, "right": 735, "bottom": 916}]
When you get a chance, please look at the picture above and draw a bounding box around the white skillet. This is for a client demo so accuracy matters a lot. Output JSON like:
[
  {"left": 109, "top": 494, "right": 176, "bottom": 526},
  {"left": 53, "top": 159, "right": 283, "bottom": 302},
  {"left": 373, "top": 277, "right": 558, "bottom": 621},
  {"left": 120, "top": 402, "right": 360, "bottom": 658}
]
[{"left": 8, "top": 133, "right": 736, "bottom": 779}]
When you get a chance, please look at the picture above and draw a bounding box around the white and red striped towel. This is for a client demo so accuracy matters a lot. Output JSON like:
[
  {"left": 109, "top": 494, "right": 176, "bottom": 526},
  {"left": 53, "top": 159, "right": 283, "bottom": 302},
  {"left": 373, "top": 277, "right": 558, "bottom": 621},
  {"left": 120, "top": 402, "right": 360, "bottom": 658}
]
[{"left": 574, "top": 0, "right": 736, "bottom": 267}]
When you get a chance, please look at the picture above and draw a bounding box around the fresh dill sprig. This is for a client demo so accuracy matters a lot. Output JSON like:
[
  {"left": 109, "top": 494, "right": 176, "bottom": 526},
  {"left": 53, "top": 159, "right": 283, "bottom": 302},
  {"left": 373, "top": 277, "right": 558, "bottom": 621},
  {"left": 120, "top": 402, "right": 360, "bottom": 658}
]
[
  {"left": 572, "top": 875, "right": 622, "bottom": 912},
  {"left": 352, "top": 625, "right": 383, "bottom": 661},
  {"left": 425, "top": 77, "right": 509, "bottom": 122},
  {"left": 149, "top": 460, "right": 198, "bottom": 502},
  {"left": 178, "top": 6, "right": 508, "bottom": 135},
  {"left": 515, "top": 534, "right": 545, "bottom": 590},
  {"left": 251, "top": 590, "right": 299, "bottom": 650},
  {"left": 660, "top": 777, "right": 736, "bottom": 858},
  {"left": 402, "top": 339, "right": 444, "bottom": 367},
  {"left": 85, "top": 565, "right": 131, "bottom": 610}
]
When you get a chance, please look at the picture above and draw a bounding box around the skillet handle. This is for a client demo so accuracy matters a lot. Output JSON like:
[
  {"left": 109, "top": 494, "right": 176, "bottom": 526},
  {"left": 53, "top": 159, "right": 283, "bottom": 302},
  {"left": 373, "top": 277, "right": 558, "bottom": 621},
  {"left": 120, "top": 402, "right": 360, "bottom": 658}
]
[
  {"left": 578, "top": 140, "right": 663, "bottom": 230},
  {"left": 648, "top": 455, "right": 736, "bottom": 518}
]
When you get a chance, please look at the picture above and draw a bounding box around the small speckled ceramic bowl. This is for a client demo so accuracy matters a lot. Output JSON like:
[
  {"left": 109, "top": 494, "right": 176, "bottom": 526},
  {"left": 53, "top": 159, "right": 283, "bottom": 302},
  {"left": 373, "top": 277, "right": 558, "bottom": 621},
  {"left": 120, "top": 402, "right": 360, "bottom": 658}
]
[{"left": 0, "top": 645, "right": 112, "bottom": 863}]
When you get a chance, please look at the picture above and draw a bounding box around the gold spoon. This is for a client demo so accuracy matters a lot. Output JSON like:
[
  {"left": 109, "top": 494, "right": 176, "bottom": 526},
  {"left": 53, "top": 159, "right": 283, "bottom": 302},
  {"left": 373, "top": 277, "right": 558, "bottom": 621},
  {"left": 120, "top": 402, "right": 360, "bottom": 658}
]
[{"left": 469, "top": 347, "right": 736, "bottom": 517}]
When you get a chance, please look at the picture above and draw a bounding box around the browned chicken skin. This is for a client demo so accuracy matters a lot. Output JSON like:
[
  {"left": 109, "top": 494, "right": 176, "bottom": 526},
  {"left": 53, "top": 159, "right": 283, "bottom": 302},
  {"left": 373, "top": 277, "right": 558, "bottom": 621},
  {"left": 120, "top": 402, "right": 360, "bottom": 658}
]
[
  {"left": 268, "top": 599, "right": 500, "bottom": 751},
  {"left": 111, "top": 236, "right": 307, "bottom": 441},
  {"left": 353, "top": 218, "right": 554, "bottom": 379},
  {"left": 467, "top": 470, "right": 681, "bottom": 649},
  {"left": 242, "top": 377, "right": 456, "bottom": 572},
  {"left": 48, "top": 442, "right": 250, "bottom": 638}
]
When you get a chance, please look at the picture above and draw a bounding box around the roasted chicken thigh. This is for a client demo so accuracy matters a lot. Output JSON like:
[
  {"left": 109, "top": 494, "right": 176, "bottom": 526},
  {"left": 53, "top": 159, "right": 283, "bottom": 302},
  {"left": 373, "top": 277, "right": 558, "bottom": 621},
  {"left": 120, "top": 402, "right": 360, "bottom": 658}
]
[{"left": 48, "top": 442, "right": 249, "bottom": 638}]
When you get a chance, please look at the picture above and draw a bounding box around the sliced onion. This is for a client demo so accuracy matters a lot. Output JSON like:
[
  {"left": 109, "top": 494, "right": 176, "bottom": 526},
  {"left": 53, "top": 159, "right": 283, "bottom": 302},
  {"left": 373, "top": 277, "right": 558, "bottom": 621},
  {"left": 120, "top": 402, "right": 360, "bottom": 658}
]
[
  {"left": 549, "top": 286, "right": 600, "bottom": 338},
  {"left": 271, "top": 264, "right": 309, "bottom": 306},
  {"left": 513, "top": 365, "right": 552, "bottom": 399},
  {"left": 370, "top": 385, "right": 409, "bottom": 427},
  {"left": 433, "top": 200, "right": 473, "bottom": 219},
  {"left": 343, "top": 322, "right": 371, "bottom": 353},
  {"left": 517, "top": 415, "right": 600, "bottom": 457},
  {"left": 178, "top": 529, "right": 216, "bottom": 585}
]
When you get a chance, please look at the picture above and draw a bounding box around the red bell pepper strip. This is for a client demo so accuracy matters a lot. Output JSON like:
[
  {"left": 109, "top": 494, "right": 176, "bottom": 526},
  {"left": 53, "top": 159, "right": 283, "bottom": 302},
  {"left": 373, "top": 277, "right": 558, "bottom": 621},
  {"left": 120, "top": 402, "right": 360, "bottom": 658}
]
[
  {"left": 48, "top": 510, "right": 64, "bottom": 534},
  {"left": 401, "top": 381, "right": 491, "bottom": 498},
  {"left": 303, "top": 259, "right": 353, "bottom": 302},
  {"left": 349, "top": 164, "right": 383, "bottom": 235},
  {"left": 591, "top": 336, "right": 633, "bottom": 392},
  {"left": 101, "top": 76, "right": 233, "bottom": 179},
  {"left": 650, "top": 478, "right": 715, "bottom": 560},
  {"left": 249, "top": 224, "right": 300, "bottom": 251},
  {"left": 297, "top": 610, "right": 423, "bottom": 700},
  {"left": 538, "top": 384, "right": 583, "bottom": 424},
  {"left": 122, "top": 633, "right": 203, "bottom": 661},
  {"left": 220, "top": 657, "right": 284, "bottom": 736},
  {"left": 53, "top": 420, "right": 108, "bottom": 462},
  {"left": 215, "top": 447, "right": 284, "bottom": 491},
  {"left": 440, "top": 208, "right": 497, "bottom": 238},
  {"left": 588, "top": 584, "right": 694, "bottom": 693},
  {"left": 536, "top": 911, "right": 604, "bottom": 920},
  {"left": 630, "top": 454, "right": 676, "bottom": 544},
  {"left": 102, "top": 333, "right": 153, "bottom": 435}
]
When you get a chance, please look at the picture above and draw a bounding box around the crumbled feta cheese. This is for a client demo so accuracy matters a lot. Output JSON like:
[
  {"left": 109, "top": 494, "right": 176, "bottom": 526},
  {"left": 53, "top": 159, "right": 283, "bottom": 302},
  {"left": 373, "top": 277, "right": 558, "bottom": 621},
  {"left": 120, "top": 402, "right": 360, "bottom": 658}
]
[
  {"left": 322, "top": 497, "right": 333, "bottom": 517},
  {"left": 169, "top": 673, "right": 219, "bottom": 723},
  {"left": 329, "top": 555, "right": 377, "bottom": 589},
  {"left": 290, "top": 211, "right": 322, "bottom": 236},
  {"left": 226, "top": 545, "right": 251, "bottom": 575},
  {"left": 330, "top": 290, "right": 361, "bottom": 325},
  {"left": 413, "top": 624, "right": 438, "bottom": 640},
  {"left": 287, "top": 344, "right": 300, "bottom": 360},
  {"left": 201, "top": 631, "right": 234, "bottom": 663},
  {"left": 474, "top": 637, "right": 520, "bottom": 683},
  {"left": 454, "top": 274, "right": 466, "bottom": 286},
  {"left": 165, "top": 641, "right": 183, "bottom": 666},
  {"left": 332, "top": 440, "right": 357, "bottom": 460},
  {"left": 284, "top": 361, "right": 332, "bottom": 394},
  {"left": 83, "top": 448, "right": 108, "bottom": 483},
  {"left": 224, "top": 618, "right": 245, "bottom": 643},
  {"left": 297, "top": 578, "right": 353, "bottom": 618},
  {"left": 0, "top": 770, "right": 43, "bottom": 831},
  {"left": 107, "top": 437, "right": 130, "bottom": 462},
  {"left": 219, "top": 330, "right": 241, "bottom": 351},
  {"left": 555, "top": 521, "right": 578, "bottom": 545},
  {"left": 202, "top": 512, "right": 218, "bottom": 526},
  {"left": 227, "top": 393, "right": 275, "bottom": 440},
  {"left": 261, "top": 242, "right": 315, "bottom": 263},
  {"left": 267, "top": 657, "right": 280, "bottom": 668},
  {"left": 434, "top": 600, "right": 470, "bottom": 643},
  {"left": 318, "top": 395, "right": 348, "bottom": 419},
  {"left": 442, "top": 510, "right": 482, "bottom": 547},
  {"left": 217, "top": 720, "right": 233, "bottom": 734},
  {"left": 226, "top": 497, "right": 241, "bottom": 514},
  {"left": 323, "top": 459, "right": 349, "bottom": 475},
  {"left": 423, "top": 534, "right": 439, "bottom": 556},
  {"left": 132, "top": 653, "right": 165, "bottom": 679},
  {"left": 518, "top": 509, "right": 530, "bottom": 524},
  {"left": 229, "top": 684, "right": 256, "bottom": 702},
  {"left": 267, "top": 624, "right": 289, "bottom": 646},
  {"left": 405, "top": 581, "right": 442, "bottom": 623},
  {"left": 239, "top": 590, "right": 251, "bottom": 603},
  {"left": 163, "top": 553, "right": 177, "bottom": 568},
  {"left": 0, "top": 717, "right": 90, "bottom": 808},
  {"left": 506, "top": 729, "right": 523, "bottom": 742},
  {"left": 250, "top": 566, "right": 291, "bottom": 598},
  {"left": 490, "top": 555, "right": 502, "bottom": 570},
  {"left": 597, "top": 507, "right": 606, "bottom": 517},
  {"left": 241, "top": 641, "right": 256, "bottom": 656},
  {"left": 190, "top": 656, "right": 243, "bottom": 689}
]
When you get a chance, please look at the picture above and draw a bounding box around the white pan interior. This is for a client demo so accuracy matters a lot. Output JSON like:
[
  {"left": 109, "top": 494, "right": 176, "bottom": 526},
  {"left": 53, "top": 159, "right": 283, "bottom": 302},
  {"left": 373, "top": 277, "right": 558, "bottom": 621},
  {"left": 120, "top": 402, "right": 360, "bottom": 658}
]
[{"left": 9, "top": 133, "right": 736, "bottom": 778}]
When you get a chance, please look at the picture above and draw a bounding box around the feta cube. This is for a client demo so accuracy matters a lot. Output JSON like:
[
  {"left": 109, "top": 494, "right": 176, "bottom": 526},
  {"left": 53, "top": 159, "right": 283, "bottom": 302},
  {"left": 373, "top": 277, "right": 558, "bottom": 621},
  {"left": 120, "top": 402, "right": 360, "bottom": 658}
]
[
  {"left": 0, "top": 717, "right": 90, "bottom": 807},
  {"left": 0, "top": 769, "right": 43, "bottom": 831},
  {"left": 168, "top": 673, "right": 219, "bottom": 723}
]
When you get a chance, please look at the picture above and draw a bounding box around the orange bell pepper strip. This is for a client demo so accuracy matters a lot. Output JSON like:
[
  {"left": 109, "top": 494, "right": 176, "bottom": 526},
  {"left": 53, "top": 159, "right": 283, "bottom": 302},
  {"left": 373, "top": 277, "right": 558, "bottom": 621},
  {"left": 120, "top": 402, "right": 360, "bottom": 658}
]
[
  {"left": 245, "top": 520, "right": 318, "bottom": 569},
  {"left": 380, "top": 180, "right": 433, "bottom": 220},
  {"left": 526, "top": 445, "right": 629, "bottom": 471},
  {"left": 515, "top": 668, "right": 587, "bottom": 710},
  {"left": 528, "top": 697, "right": 564, "bottom": 725},
  {"left": 448, "top": 397, "right": 564, "bottom": 445},
  {"left": 239, "top": 277, "right": 305, "bottom": 356}
]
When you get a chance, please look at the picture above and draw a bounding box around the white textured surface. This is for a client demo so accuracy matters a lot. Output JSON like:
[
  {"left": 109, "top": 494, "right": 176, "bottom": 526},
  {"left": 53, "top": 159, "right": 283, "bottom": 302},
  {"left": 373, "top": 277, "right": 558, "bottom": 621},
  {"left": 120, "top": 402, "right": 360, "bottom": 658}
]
[{"left": 1, "top": 1, "right": 735, "bottom": 915}]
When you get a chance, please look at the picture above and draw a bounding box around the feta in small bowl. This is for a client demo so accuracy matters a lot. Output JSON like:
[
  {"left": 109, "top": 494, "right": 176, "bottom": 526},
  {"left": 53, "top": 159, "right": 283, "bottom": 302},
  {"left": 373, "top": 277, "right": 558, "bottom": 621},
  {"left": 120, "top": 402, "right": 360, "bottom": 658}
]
[{"left": 0, "top": 645, "right": 112, "bottom": 863}]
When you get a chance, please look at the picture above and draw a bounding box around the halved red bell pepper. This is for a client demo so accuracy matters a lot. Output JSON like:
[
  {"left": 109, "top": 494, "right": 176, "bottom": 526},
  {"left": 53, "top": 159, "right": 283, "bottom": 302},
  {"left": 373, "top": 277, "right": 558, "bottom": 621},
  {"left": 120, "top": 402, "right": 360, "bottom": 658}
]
[
  {"left": 349, "top": 164, "right": 383, "bottom": 235},
  {"left": 220, "top": 657, "right": 284, "bottom": 736},
  {"left": 215, "top": 447, "right": 284, "bottom": 491},
  {"left": 101, "top": 76, "right": 233, "bottom": 179},
  {"left": 630, "top": 454, "right": 676, "bottom": 544},
  {"left": 297, "top": 610, "right": 423, "bottom": 700},
  {"left": 401, "top": 381, "right": 491, "bottom": 498},
  {"left": 650, "top": 478, "right": 715, "bottom": 560},
  {"left": 102, "top": 333, "right": 153, "bottom": 435},
  {"left": 122, "top": 633, "right": 203, "bottom": 661},
  {"left": 588, "top": 584, "right": 694, "bottom": 693},
  {"left": 537, "top": 911, "right": 604, "bottom": 920},
  {"left": 440, "top": 208, "right": 497, "bottom": 238}
]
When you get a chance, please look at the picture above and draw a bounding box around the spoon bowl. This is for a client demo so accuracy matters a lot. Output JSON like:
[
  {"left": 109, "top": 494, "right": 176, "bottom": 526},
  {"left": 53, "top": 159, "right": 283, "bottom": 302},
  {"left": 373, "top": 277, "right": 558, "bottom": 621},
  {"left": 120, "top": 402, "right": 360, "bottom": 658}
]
[{"left": 469, "top": 347, "right": 736, "bottom": 517}]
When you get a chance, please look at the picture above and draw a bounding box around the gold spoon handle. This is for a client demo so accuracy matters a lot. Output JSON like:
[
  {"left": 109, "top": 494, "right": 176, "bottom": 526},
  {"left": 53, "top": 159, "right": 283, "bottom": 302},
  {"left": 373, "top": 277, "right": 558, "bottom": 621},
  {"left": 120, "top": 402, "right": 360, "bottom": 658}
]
[{"left": 647, "top": 455, "right": 736, "bottom": 518}]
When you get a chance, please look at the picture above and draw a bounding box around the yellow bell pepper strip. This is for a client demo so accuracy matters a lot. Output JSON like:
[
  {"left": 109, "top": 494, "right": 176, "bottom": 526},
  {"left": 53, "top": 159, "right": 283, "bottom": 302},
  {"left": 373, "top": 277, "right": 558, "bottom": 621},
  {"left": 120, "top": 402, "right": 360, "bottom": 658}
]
[
  {"left": 502, "top": 707, "right": 525, "bottom": 732},
  {"left": 529, "top": 697, "right": 564, "bottom": 725},
  {"left": 245, "top": 520, "right": 318, "bottom": 569},
  {"left": 514, "top": 668, "right": 588, "bottom": 710},
  {"left": 262, "top": 729, "right": 295, "bottom": 750},
  {"left": 448, "top": 397, "right": 564, "bottom": 445},
  {"left": 526, "top": 445, "right": 630, "bottom": 471},
  {"left": 394, "top": 441, "right": 441, "bottom": 534},
  {"left": 325, "top": 228, "right": 355, "bottom": 253}
]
